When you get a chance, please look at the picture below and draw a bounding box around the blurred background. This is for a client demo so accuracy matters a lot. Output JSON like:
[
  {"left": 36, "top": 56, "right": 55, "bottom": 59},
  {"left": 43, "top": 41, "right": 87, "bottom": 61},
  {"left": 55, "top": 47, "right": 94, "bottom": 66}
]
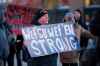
[{"left": 0, "top": 0, "right": 100, "bottom": 66}]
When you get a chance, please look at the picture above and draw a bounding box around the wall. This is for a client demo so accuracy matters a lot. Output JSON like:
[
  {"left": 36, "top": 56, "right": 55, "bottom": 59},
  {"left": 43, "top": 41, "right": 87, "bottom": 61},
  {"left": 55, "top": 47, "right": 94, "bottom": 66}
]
[{"left": 69, "top": 0, "right": 83, "bottom": 10}]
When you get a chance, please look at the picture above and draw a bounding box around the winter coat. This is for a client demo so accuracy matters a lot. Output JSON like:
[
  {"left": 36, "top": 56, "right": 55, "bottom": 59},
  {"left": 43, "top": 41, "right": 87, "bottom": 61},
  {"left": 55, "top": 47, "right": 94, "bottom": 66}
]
[
  {"left": 60, "top": 23, "right": 94, "bottom": 63},
  {"left": 0, "top": 24, "right": 9, "bottom": 59}
]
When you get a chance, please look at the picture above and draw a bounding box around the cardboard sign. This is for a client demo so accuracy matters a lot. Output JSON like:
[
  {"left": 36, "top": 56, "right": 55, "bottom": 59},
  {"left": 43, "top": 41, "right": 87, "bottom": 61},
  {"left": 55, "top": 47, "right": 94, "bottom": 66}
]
[{"left": 22, "top": 23, "right": 80, "bottom": 57}]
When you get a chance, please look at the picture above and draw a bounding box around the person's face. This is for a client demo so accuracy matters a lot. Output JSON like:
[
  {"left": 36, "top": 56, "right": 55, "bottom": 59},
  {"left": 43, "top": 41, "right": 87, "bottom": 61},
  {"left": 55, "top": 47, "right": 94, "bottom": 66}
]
[
  {"left": 74, "top": 11, "right": 81, "bottom": 20},
  {"left": 38, "top": 14, "right": 48, "bottom": 25}
]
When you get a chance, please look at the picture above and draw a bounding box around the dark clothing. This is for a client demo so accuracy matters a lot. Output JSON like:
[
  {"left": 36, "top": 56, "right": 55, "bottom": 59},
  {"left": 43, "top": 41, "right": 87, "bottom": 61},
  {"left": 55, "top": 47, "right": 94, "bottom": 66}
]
[
  {"left": 7, "top": 35, "right": 16, "bottom": 66},
  {"left": 62, "top": 63, "right": 78, "bottom": 66},
  {"left": 90, "top": 18, "right": 100, "bottom": 37},
  {"left": 7, "top": 43, "right": 16, "bottom": 66},
  {"left": 0, "top": 23, "right": 10, "bottom": 59},
  {"left": 22, "top": 46, "right": 30, "bottom": 62},
  {"left": 16, "top": 35, "right": 23, "bottom": 52},
  {"left": 7, "top": 46, "right": 22, "bottom": 66},
  {"left": 0, "top": 5, "right": 13, "bottom": 66},
  {"left": 27, "top": 54, "right": 58, "bottom": 66},
  {"left": 0, "top": 59, "right": 4, "bottom": 66},
  {"left": 16, "top": 35, "right": 23, "bottom": 66},
  {"left": 96, "top": 38, "right": 100, "bottom": 61},
  {"left": 7, "top": 51, "right": 15, "bottom": 66},
  {"left": 7, "top": 35, "right": 23, "bottom": 66},
  {"left": 10, "top": 50, "right": 22, "bottom": 66},
  {"left": 22, "top": 46, "right": 58, "bottom": 66},
  {"left": 16, "top": 49, "right": 22, "bottom": 66},
  {"left": 80, "top": 48, "right": 96, "bottom": 66},
  {"left": 0, "top": 22, "right": 13, "bottom": 66},
  {"left": 90, "top": 10, "right": 100, "bottom": 65}
]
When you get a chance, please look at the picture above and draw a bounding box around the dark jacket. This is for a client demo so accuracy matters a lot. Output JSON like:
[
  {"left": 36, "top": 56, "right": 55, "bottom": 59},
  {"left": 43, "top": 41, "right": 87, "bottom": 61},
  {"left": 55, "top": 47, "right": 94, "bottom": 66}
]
[
  {"left": 16, "top": 35, "right": 23, "bottom": 52},
  {"left": 90, "top": 10, "right": 100, "bottom": 37},
  {"left": 0, "top": 23, "right": 10, "bottom": 59},
  {"left": 90, "top": 10, "right": 100, "bottom": 61},
  {"left": 60, "top": 23, "right": 94, "bottom": 63}
]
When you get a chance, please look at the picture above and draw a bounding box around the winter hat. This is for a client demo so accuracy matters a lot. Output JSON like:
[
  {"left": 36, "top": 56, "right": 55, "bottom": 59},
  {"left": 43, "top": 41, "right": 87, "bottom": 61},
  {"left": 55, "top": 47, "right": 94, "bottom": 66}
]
[
  {"left": 34, "top": 9, "right": 48, "bottom": 20},
  {"left": 33, "top": 9, "right": 48, "bottom": 25}
]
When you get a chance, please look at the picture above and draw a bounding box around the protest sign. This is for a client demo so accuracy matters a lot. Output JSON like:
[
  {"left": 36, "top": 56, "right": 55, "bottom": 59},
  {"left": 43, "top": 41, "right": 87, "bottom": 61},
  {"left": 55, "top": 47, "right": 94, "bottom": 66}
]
[{"left": 22, "top": 23, "right": 80, "bottom": 57}]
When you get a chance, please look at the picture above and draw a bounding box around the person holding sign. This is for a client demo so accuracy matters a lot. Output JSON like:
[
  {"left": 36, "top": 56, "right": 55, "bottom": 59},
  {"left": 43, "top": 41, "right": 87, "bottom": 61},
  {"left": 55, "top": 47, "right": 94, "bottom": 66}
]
[
  {"left": 26, "top": 9, "right": 58, "bottom": 66},
  {"left": 60, "top": 10, "right": 96, "bottom": 66}
]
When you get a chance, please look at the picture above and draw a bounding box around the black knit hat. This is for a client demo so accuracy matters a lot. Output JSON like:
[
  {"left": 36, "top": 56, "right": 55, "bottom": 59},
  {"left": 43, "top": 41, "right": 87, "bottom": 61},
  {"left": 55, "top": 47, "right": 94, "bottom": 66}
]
[
  {"left": 31, "top": 9, "right": 48, "bottom": 25},
  {"left": 35, "top": 9, "right": 48, "bottom": 21}
]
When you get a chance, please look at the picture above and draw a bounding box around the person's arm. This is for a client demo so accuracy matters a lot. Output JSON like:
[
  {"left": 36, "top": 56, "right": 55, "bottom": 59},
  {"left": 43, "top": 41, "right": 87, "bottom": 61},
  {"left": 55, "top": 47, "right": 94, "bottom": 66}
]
[{"left": 80, "top": 25, "right": 95, "bottom": 39}]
